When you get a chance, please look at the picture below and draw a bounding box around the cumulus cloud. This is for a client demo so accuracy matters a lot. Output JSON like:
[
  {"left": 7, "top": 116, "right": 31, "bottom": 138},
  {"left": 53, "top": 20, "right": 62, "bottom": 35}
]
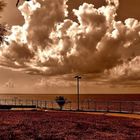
[
  {"left": 0, "top": 0, "right": 140, "bottom": 85},
  {"left": 35, "top": 77, "right": 74, "bottom": 88},
  {"left": 108, "top": 56, "right": 140, "bottom": 81}
]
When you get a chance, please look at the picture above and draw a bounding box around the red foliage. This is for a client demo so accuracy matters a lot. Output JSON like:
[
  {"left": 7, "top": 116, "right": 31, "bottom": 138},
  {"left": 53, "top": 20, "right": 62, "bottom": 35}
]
[{"left": 0, "top": 111, "right": 139, "bottom": 139}]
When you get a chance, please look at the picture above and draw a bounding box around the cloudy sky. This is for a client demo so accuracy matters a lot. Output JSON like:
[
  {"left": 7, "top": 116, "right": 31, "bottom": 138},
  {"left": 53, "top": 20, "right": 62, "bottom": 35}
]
[{"left": 0, "top": 0, "right": 140, "bottom": 94}]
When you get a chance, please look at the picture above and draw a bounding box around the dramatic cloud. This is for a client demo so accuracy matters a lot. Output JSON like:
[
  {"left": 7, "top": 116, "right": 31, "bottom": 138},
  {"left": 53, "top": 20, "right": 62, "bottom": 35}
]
[
  {"left": 108, "top": 56, "right": 140, "bottom": 82},
  {"left": 0, "top": 0, "right": 140, "bottom": 85}
]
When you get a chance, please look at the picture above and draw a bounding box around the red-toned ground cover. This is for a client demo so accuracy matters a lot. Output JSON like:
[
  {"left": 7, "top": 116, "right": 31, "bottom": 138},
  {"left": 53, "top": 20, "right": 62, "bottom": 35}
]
[{"left": 0, "top": 111, "right": 139, "bottom": 140}]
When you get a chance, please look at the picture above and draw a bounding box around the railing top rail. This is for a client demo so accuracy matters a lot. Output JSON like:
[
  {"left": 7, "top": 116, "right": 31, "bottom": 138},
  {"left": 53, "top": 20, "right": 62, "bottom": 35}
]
[{"left": 82, "top": 100, "right": 140, "bottom": 103}]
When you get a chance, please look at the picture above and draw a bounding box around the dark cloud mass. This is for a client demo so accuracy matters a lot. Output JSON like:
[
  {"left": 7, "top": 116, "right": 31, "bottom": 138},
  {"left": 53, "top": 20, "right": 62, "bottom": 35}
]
[{"left": 0, "top": 0, "right": 140, "bottom": 85}]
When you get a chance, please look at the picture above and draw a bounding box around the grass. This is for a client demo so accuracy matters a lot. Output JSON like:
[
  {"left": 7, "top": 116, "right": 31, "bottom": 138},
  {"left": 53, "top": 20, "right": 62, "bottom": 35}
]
[{"left": 0, "top": 110, "right": 139, "bottom": 140}]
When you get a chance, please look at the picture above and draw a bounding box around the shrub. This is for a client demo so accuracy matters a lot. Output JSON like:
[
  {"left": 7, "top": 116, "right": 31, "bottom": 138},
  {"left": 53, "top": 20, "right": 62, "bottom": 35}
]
[{"left": 55, "top": 96, "right": 66, "bottom": 110}]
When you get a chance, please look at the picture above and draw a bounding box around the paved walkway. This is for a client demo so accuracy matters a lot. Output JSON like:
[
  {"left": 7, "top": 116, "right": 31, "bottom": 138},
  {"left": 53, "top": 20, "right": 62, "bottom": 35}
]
[{"left": 80, "top": 112, "right": 140, "bottom": 119}]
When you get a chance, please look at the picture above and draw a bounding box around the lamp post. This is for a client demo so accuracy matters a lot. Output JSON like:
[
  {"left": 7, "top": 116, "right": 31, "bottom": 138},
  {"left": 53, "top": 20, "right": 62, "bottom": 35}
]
[{"left": 74, "top": 75, "right": 81, "bottom": 111}]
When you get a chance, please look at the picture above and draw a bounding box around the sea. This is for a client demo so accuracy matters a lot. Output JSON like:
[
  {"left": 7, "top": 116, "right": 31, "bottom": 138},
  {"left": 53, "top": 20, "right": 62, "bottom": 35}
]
[{"left": 0, "top": 93, "right": 140, "bottom": 101}]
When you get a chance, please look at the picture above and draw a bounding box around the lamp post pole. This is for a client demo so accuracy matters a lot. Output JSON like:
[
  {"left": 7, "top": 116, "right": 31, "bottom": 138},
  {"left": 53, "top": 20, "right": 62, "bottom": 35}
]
[{"left": 74, "top": 75, "right": 81, "bottom": 111}]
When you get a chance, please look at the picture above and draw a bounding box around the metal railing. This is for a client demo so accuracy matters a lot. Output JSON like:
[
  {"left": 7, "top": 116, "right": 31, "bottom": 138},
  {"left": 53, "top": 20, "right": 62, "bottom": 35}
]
[
  {"left": 0, "top": 99, "right": 140, "bottom": 114},
  {"left": 79, "top": 100, "right": 140, "bottom": 114}
]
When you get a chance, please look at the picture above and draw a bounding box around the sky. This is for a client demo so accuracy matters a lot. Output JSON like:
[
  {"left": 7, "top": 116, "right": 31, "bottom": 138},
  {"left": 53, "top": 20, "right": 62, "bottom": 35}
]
[{"left": 0, "top": 0, "right": 140, "bottom": 94}]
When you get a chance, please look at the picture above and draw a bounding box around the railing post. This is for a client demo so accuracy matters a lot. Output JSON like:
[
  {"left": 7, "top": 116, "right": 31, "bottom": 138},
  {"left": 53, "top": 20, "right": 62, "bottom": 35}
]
[
  {"left": 51, "top": 101, "right": 54, "bottom": 109},
  {"left": 15, "top": 98, "right": 16, "bottom": 105},
  {"left": 119, "top": 102, "right": 122, "bottom": 113},
  {"left": 26, "top": 99, "right": 28, "bottom": 105},
  {"left": 81, "top": 101, "right": 83, "bottom": 110},
  {"left": 69, "top": 101, "right": 71, "bottom": 110},
  {"left": 94, "top": 101, "right": 97, "bottom": 111},
  {"left": 44, "top": 101, "right": 47, "bottom": 109},
  {"left": 107, "top": 101, "right": 110, "bottom": 112},
  {"left": 40, "top": 101, "right": 42, "bottom": 108},
  {"left": 19, "top": 99, "right": 22, "bottom": 105},
  {"left": 36, "top": 100, "right": 38, "bottom": 108},
  {"left": 18, "top": 99, "right": 20, "bottom": 105},
  {"left": 42, "top": 101, "right": 44, "bottom": 108},
  {"left": 20, "top": 99, "right": 22, "bottom": 105},
  {"left": 131, "top": 102, "right": 134, "bottom": 114},
  {"left": 5, "top": 99, "right": 7, "bottom": 105},
  {"left": 32, "top": 100, "right": 34, "bottom": 106},
  {"left": 87, "top": 100, "right": 90, "bottom": 110}
]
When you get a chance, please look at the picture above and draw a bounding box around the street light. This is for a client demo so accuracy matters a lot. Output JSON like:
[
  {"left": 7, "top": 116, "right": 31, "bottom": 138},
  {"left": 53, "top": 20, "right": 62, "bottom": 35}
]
[{"left": 74, "top": 75, "right": 81, "bottom": 111}]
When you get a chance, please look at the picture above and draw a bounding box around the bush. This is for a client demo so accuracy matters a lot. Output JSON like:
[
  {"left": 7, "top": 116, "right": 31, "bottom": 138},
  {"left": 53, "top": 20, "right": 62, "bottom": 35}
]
[{"left": 55, "top": 96, "right": 66, "bottom": 110}]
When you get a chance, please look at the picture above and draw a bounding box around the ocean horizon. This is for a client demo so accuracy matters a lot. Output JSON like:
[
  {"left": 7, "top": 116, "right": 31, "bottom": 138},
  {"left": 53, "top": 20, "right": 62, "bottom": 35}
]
[{"left": 0, "top": 93, "right": 140, "bottom": 102}]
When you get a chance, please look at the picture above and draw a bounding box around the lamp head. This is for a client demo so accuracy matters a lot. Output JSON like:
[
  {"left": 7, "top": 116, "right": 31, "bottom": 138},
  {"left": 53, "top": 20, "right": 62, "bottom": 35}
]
[{"left": 74, "top": 75, "right": 81, "bottom": 79}]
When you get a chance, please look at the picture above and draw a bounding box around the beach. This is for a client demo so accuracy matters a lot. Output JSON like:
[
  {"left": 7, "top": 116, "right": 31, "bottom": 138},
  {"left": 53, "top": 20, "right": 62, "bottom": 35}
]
[{"left": 0, "top": 110, "right": 139, "bottom": 140}]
